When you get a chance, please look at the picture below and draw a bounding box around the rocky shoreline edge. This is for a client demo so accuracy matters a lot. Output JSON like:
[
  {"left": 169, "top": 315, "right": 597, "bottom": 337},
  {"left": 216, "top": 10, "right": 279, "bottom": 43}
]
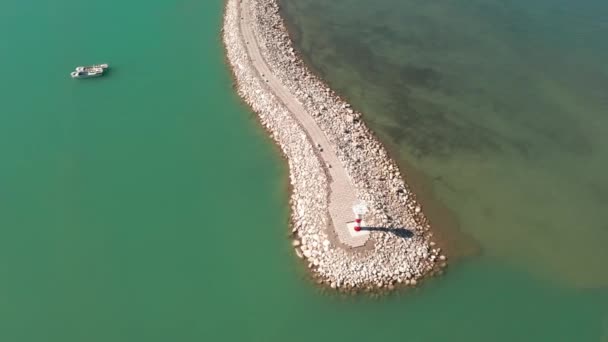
[{"left": 222, "top": 0, "right": 447, "bottom": 291}]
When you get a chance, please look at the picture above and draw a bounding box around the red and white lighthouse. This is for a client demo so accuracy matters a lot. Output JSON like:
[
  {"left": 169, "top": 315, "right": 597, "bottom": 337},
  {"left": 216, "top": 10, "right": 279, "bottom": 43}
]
[
  {"left": 354, "top": 217, "right": 362, "bottom": 232},
  {"left": 352, "top": 200, "right": 368, "bottom": 232}
]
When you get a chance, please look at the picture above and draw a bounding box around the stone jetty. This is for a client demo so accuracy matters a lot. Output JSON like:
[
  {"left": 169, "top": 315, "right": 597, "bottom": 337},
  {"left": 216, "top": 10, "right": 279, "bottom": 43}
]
[{"left": 222, "top": 0, "right": 446, "bottom": 291}]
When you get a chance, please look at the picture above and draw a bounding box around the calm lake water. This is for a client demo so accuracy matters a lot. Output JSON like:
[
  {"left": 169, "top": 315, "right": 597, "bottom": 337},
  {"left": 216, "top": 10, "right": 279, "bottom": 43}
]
[{"left": 0, "top": 0, "right": 606, "bottom": 340}]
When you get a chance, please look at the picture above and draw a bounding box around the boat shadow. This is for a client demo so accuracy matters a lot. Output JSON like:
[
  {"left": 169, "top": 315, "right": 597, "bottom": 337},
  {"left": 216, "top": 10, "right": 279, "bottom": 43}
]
[{"left": 360, "top": 227, "right": 414, "bottom": 239}]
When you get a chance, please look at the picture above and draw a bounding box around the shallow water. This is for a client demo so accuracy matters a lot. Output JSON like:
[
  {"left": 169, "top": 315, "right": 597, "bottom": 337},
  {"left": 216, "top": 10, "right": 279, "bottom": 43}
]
[
  {"left": 279, "top": 0, "right": 608, "bottom": 338},
  {"left": 0, "top": 0, "right": 606, "bottom": 340},
  {"left": 280, "top": 0, "right": 608, "bottom": 288}
]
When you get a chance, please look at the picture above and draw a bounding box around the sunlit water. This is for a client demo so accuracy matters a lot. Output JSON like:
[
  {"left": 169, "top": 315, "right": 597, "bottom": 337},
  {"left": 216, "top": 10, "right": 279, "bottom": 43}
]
[{"left": 0, "top": 0, "right": 606, "bottom": 340}]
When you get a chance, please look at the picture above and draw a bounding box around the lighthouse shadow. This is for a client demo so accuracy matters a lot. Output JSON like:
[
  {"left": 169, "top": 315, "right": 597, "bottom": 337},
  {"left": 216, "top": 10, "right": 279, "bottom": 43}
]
[{"left": 361, "top": 227, "right": 414, "bottom": 239}]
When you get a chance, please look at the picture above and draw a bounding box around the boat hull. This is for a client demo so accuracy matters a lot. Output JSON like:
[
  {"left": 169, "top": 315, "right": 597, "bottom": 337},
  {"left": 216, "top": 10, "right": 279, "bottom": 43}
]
[{"left": 70, "top": 71, "right": 103, "bottom": 79}]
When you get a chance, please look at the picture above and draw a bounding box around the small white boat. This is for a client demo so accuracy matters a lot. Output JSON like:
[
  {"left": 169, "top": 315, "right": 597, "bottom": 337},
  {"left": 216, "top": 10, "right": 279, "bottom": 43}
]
[
  {"left": 70, "top": 69, "right": 104, "bottom": 78},
  {"left": 70, "top": 63, "right": 109, "bottom": 79}
]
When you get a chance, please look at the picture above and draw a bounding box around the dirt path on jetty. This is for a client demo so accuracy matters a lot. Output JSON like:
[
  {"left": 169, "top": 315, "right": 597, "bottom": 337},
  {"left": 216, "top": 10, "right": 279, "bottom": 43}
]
[
  {"left": 237, "top": 0, "right": 362, "bottom": 247},
  {"left": 224, "top": 0, "right": 445, "bottom": 290}
]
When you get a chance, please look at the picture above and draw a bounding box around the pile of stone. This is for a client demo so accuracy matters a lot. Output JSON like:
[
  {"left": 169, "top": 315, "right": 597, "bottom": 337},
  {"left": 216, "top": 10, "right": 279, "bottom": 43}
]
[{"left": 222, "top": 0, "right": 446, "bottom": 291}]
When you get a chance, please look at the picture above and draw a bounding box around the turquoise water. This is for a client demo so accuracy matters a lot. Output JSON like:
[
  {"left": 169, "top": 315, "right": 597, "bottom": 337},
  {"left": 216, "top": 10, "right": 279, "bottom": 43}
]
[{"left": 0, "top": 0, "right": 606, "bottom": 340}]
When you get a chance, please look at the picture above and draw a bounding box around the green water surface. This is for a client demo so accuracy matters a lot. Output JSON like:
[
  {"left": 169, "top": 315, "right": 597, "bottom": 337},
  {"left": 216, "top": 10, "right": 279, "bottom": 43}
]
[{"left": 0, "top": 0, "right": 607, "bottom": 341}]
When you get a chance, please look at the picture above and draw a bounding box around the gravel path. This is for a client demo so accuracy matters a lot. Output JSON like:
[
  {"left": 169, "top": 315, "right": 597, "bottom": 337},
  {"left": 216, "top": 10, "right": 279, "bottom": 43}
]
[{"left": 238, "top": 0, "right": 367, "bottom": 247}]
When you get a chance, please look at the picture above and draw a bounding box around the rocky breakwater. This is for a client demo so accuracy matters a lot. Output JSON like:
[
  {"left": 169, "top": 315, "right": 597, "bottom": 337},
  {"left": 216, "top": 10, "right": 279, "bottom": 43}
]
[{"left": 222, "top": 0, "right": 447, "bottom": 291}]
